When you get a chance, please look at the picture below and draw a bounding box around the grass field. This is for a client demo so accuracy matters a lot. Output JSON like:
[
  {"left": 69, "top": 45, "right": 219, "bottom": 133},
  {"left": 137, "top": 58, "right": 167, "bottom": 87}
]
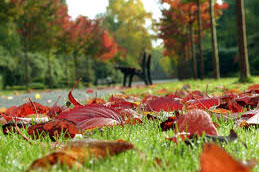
[{"left": 0, "top": 77, "right": 258, "bottom": 172}]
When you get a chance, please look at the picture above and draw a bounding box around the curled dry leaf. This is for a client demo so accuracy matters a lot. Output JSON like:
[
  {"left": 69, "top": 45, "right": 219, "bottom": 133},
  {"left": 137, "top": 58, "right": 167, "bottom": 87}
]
[
  {"left": 27, "top": 139, "right": 134, "bottom": 171},
  {"left": 200, "top": 144, "right": 253, "bottom": 172}
]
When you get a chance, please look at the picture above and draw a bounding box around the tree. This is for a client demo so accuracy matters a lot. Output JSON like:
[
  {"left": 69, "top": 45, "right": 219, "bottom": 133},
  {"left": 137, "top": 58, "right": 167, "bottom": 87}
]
[
  {"left": 197, "top": 0, "right": 204, "bottom": 80},
  {"left": 159, "top": 0, "right": 227, "bottom": 80},
  {"left": 103, "top": 0, "right": 152, "bottom": 66},
  {"left": 235, "top": 0, "right": 250, "bottom": 81},
  {"left": 209, "top": 0, "right": 219, "bottom": 79}
]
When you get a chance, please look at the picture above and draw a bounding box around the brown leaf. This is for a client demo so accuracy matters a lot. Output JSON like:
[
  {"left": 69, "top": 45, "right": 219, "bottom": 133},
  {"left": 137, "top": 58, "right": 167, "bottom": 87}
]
[
  {"left": 27, "top": 139, "right": 134, "bottom": 171},
  {"left": 200, "top": 144, "right": 252, "bottom": 172}
]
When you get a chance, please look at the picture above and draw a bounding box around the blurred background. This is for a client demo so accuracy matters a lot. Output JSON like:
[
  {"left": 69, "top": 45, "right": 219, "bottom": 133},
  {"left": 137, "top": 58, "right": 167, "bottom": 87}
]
[{"left": 0, "top": 0, "right": 258, "bottom": 90}]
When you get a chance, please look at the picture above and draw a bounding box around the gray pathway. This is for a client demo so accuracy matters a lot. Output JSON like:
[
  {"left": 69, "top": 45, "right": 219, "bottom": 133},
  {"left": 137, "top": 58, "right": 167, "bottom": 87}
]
[
  {"left": 0, "top": 89, "right": 117, "bottom": 108},
  {"left": 0, "top": 79, "right": 177, "bottom": 108}
]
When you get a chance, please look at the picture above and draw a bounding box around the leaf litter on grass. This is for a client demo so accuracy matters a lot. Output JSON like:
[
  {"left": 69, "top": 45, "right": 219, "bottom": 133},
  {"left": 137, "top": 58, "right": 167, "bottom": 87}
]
[{"left": 0, "top": 81, "right": 258, "bottom": 171}]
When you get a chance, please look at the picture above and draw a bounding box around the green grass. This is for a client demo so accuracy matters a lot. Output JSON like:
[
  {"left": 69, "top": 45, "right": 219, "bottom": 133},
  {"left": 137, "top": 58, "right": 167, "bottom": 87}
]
[{"left": 0, "top": 77, "right": 258, "bottom": 172}]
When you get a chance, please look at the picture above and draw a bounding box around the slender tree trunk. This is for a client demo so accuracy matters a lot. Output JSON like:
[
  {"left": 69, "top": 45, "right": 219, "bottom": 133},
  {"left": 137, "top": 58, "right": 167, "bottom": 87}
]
[
  {"left": 189, "top": 23, "right": 197, "bottom": 79},
  {"left": 73, "top": 52, "right": 79, "bottom": 81},
  {"left": 47, "top": 50, "right": 52, "bottom": 88},
  {"left": 65, "top": 57, "right": 69, "bottom": 88},
  {"left": 24, "top": 39, "right": 29, "bottom": 89},
  {"left": 235, "top": 0, "right": 250, "bottom": 80},
  {"left": 210, "top": 0, "right": 220, "bottom": 79},
  {"left": 197, "top": 0, "right": 204, "bottom": 80}
]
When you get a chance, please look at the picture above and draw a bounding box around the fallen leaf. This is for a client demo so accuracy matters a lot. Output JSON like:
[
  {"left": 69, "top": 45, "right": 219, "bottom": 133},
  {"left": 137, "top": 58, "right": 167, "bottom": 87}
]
[
  {"left": 246, "top": 84, "right": 259, "bottom": 94},
  {"left": 27, "top": 139, "right": 134, "bottom": 171},
  {"left": 166, "top": 129, "right": 239, "bottom": 145},
  {"left": 200, "top": 144, "right": 253, "bottom": 172},
  {"left": 186, "top": 97, "right": 221, "bottom": 110},
  {"left": 56, "top": 104, "right": 124, "bottom": 130},
  {"left": 27, "top": 119, "right": 79, "bottom": 140},
  {"left": 240, "top": 111, "right": 259, "bottom": 128},
  {"left": 1, "top": 102, "right": 49, "bottom": 122},
  {"left": 160, "top": 116, "right": 177, "bottom": 131},
  {"left": 176, "top": 109, "right": 218, "bottom": 135},
  {"left": 145, "top": 97, "right": 183, "bottom": 112}
]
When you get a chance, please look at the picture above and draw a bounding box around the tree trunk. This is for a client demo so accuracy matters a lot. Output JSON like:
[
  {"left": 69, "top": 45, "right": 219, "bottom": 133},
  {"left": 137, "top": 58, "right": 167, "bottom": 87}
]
[
  {"left": 197, "top": 0, "right": 204, "bottom": 80},
  {"left": 235, "top": 0, "right": 250, "bottom": 80},
  {"left": 189, "top": 23, "right": 197, "bottom": 79},
  {"left": 24, "top": 40, "right": 29, "bottom": 89},
  {"left": 65, "top": 58, "right": 69, "bottom": 88},
  {"left": 73, "top": 52, "right": 79, "bottom": 81},
  {"left": 210, "top": 0, "right": 220, "bottom": 79},
  {"left": 47, "top": 51, "right": 53, "bottom": 88}
]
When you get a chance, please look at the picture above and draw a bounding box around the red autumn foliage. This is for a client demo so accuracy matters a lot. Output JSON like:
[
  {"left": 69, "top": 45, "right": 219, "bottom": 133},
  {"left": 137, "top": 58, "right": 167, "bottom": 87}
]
[{"left": 160, "top": 0, "right": 228, "bottom": 58}]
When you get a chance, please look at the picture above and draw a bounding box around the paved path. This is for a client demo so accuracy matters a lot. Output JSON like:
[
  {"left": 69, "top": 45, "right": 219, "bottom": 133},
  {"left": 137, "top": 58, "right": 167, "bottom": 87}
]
[
  {"left": 0, "top": 79, "right": 177, "bottom": 108},
  {"left": 0, "top": 89, "right": 117, "bottom": 108}
]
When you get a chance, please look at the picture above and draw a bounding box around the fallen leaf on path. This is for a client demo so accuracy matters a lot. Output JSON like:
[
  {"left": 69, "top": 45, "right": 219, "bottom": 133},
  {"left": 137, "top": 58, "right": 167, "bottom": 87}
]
[
  {"left": 200, "top": 143, "right": 254, "bottom": 172},
  {"left": 27, "top": 139, "right": 134, "bottom": 171}
]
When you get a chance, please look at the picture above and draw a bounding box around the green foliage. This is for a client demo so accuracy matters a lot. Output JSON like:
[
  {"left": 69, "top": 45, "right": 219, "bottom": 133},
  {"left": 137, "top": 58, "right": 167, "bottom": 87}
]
[
  {"left": 103, "top": 0, "right": 152, "bottom": 66},
  {"left": 152, "top": 47, "right": 173, "bottom": 79}
]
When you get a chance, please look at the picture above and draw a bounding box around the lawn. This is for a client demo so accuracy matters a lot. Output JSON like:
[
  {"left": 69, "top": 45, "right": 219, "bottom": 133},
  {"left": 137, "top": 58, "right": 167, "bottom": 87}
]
[{"left": 0, "top": 77, "right": 258, "bottom": 172}]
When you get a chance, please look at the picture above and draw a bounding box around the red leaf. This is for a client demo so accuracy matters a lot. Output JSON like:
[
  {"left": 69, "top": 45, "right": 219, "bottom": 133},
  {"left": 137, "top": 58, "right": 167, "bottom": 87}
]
[
  {"left": 86, "top": 88, "right": 94, "bottom": 94},
  {"left": 28, "top": 119, "right": 79, "bottom": 140},
  {"left": 56, "top": 104, "right": 124, "bottom": 130},
  {"left": 106, "top": 101, "right": 138, "bottom": 111},
  {"left": 246, "top": 84, "right": 259, "bottom": 94},
  {"left": 145, "top": 97, "right": 183, "bottom": 112},
  {"left": 165, "top": 132, "right": 191, "bottom": 143},
  {"left": 2, "top": 102, "right": 49, "bottom": 121},
  {"left": 160, "top": 116, "right": 177, "bottom": 131},
  {"left": 68, "top": 79, "right": 83, "bottom": 107},
  {"left": 186, "top": 97, "right": 220, "bottom": 110},
  {"left": 227, "top": 101, "right": 244, "bottom": 113},
  {"left": 176, "top": 109, "right": 218, "bottom": 135},
  {"left": 87, "top": 98, "right": 106, "bottom": 104}
]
